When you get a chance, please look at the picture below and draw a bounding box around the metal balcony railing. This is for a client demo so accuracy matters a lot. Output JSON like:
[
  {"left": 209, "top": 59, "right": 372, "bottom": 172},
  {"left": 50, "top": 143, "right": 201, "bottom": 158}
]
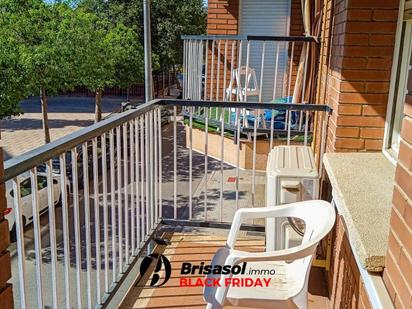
[
  {"left": 181, "top": 35, "right": 319, "bottom": 137},
  {"left": 3, "top": 98, "right": 331, "bottom": 308}
]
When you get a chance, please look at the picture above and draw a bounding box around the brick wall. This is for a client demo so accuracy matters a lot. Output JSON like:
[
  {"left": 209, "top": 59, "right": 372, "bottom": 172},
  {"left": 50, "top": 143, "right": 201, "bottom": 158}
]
[
  {"left": 320, "top": 0, "right": 399, "bottom": 152},
  {"left": 207, "top": 0, "right": 239, "bottom": 35},
  {"left": 328, "top": 216, "right": 372, "bottom": 308},
  {"left": 383, "top": 47, "right": 412, "bottom": 309},
  {"left": 0, "top": 148, "right": 13, "bottom": 308}
]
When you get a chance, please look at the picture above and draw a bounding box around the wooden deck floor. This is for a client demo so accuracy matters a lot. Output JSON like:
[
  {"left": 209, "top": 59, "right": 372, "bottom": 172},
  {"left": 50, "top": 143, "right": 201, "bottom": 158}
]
[{"left": 120, "top": 232, "right": 331, "bottom": 309}]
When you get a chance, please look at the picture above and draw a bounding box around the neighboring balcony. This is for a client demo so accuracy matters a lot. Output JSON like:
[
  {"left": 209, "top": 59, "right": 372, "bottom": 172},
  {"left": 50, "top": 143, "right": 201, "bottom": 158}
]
[{"left": 2, "top": 35, "right": 333, "bottom": 308}]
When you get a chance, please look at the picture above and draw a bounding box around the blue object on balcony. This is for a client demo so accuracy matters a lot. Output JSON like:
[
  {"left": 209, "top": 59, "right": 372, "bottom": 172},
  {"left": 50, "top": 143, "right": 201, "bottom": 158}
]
[{"left": 230, "top": 96, "right": 297, "bottom": 130}]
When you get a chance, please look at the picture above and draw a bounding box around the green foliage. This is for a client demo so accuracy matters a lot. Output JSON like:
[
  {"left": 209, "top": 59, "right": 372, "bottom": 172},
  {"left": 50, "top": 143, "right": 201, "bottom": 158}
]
[
  {"left": 97, "top": 0, "right": 207, "bottom": 70},
  {"left": 106, "top": 24, "right": 145, "bottom": 89}
]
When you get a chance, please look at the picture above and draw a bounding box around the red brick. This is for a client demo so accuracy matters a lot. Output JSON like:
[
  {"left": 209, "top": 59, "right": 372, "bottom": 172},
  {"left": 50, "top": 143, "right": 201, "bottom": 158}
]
[
  {"left": 384, "top": 250, "right": 412, "bottom": 308},
  {"left": 360, "top": 127, "right": 384, "bottom": 138},
  {"left": 336, "top": 127, "right": 360, "bottom": 138},
  {"left": 0, "top": 285, "right": 13, "bottom": 309},
  {"left": 342, "top": 70, "right": 391, "bottom": 81},
  {"left": 405, "top": 96, "right": 412, "bottom": 117},
  {"left": 347, "top": 9, "right": 372, "bottom": 21},
  {"left": 208, "top": 18, "right": 227, "bottom": 24},
  {"left": 367, "top": 57, "right": 393, "bottom": 70},
  {"left": 373, "top": 10, "right": 399, "bottom": 21},
  {"left": 345, "top": 46, "right": 395, "bottom": 57},
  {"left": 346, "top": 21, "right": 397, "bottom": 34},
  {"left": 365, "top": 139, "right": 382, "bottom": 150},
  {"left": 337, "top": 115, "right": 385, "bottom": 127},
  {"left": 342, "top": 57, "right": 367, "bottom": 68},
  {"left": 0, "top": 253, "right": 11, "bottom": 287},
  {"left": 347, "top": 0, "right": 399, "bottom": 8},
  {"left": 340, "top": 81, "right": 365, "bottom": 92},
  {"left": 395, "top": 164, "right": 412, "bottom": 202},
  {"left": 401, "top": 117, "right": 412, "bottom": 145},
  {"left": 387, "top": 229, "right": 402, "bottom": 261},
  {"left": 362, "top": 105, "right": 386, "bottom": 116},
  {"left": 366, "top": 82, "right": 390, "bottom": 93},
  {"left": 339, "top": 93, "right": 388, "bottom": 104},
  {"left": 0, "top": 221, "right": 9, "bottom": 253},
  {"left": 335, "top": 138, "right": 365, "bottom": 149},
  {"left": 338, "top": 104, "right": 362, "bottom": 115},
  {"left": 399, "top": 140, "right": 412, "bottom": 171},
  {"left": 369, "top": 34, "right": 395, "bottom": 46}
]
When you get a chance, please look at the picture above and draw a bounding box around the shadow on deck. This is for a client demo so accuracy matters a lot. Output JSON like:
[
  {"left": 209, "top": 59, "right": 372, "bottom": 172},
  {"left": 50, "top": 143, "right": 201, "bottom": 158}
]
[{"left": 120, "top": 229, "right": 330, "bottom": 309}]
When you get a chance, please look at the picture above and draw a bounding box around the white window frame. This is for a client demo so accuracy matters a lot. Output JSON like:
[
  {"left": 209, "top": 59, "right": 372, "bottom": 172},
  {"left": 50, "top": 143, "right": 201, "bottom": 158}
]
[{"left": 384, "top": 0, "right": 412, "bottom": 164}]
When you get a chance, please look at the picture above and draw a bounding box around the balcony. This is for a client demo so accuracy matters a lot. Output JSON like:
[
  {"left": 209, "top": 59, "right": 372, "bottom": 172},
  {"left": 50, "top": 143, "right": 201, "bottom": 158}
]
[{"left": 3, "top": 35, "right": 333, "bottom": 308}]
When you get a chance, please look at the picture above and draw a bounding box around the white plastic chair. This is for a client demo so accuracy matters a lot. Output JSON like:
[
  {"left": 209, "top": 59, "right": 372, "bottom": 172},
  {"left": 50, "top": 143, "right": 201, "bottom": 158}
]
[{"left": 203, "top": 200, "right": 335, "bottom": 309}]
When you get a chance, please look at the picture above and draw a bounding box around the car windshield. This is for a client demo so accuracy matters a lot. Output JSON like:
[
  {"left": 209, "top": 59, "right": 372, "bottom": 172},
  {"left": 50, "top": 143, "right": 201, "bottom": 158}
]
[{"left": 9, "top": 175, "right": 49, "bottom": 198}]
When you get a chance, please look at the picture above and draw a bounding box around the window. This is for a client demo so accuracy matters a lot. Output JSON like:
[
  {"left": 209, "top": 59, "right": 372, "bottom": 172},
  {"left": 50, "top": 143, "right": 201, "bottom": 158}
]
[
  {"left": 385, "top": 20, "right": 412, "bottom": 158},
  {"left": 10, "top": 176, "right": 48, "bottom": 198}
]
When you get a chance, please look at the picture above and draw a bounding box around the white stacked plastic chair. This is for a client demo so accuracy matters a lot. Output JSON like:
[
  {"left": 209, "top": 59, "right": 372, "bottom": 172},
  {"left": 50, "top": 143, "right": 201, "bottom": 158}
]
[
  {"left": 225, "top": 66, "right": 261, "bottom": 129},
  {"left": 204, "top": 200, "right": 335, "bottom": 309}
]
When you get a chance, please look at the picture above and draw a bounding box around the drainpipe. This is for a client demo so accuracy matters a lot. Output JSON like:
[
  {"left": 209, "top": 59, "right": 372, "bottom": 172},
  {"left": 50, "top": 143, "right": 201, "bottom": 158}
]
[{"left": 143, "top": 0, "right": 153, "bottom": 102}]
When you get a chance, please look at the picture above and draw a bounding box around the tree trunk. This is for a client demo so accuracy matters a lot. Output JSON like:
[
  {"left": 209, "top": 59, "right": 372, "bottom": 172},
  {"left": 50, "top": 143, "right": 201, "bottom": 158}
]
[
  {"left": 126, "top": 87, "right": 130, "bottom": 102},
  {"left": 40, "top": 86, "right": 51, "bottom": 144},
  {"left": 95, "top": 90, "right": 102, "bottom": 123}
]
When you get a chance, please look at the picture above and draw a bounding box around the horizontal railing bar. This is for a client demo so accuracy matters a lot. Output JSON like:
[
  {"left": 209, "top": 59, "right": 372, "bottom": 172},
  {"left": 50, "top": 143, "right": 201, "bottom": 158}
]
[
  {"left": 162, "top": 99, "right": 332, "bottom": 112},
  {"left": 182, "top": 112, "right": 313, "bottom": 136},
  {"left": 181, "top": 35, "right": 318, "bottom": 42},
  {"left": 3, "top": 99, "right": 162, "bottom": 182},
  {"left": 162, "top": 219, "right": 265, "bottom": 233}
]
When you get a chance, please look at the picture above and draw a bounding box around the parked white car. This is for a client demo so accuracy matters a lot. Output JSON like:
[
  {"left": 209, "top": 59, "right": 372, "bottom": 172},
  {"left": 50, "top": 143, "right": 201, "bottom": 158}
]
[{"left": 4, "top": 172, "right": 62, "bottom": 242}]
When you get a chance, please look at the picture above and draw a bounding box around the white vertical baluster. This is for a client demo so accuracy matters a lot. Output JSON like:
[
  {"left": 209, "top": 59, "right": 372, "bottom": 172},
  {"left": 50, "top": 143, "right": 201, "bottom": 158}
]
[
  {"left": 157, "top": 108, "right": 163, "bottom": 220},
  {"left": 12, "top": 177, "right": 27, "bottom": 309},
  {"left": 210, "top": 40, "right": 216, "bottom": 102},
  {"left": 204, "top": 40, "right": 209, "bottom": 101},
  {"left": 145, "top": 113, "right": 150, "bottom": 233},
  {"left": 109, "top": 130, "right": 117, "bottom": 283},
  {"left": 92, "top": 137, "right": 101, "bottom": 303},
  {"left": 204, "top": 106, "right": 209, "bottom": 221},
  {"left": 46, "top": 160, "right": 58, "bottom": 308},
  {"left": 130, "top": 122, "right": 135, "bottom": 255},
  {"left": 116, "top": 127, "right": 123, "bottom": 273},
  {"left": 71, "top": 148, "right": 82, "bottom": 309},
  {"left": 82, "top": 143, "right": 92, "bottom": 309},
  {"left": 140, "top": 116, "right": 145, "bottom": 239},
  {"left": 286, "top": 42, "right": 295, "bottom": 144},
  {"left": 30, "top": 168, "right": 44, "bottom": 308},
  {"left": 149, "top": 111, "right": 154, "bottom": 229},
  {"left": 270, "top": 43, "right": 280, "bottom": 150},
  {"left": 59, "top": 154, "right": 71, "bottom": 308},
  {"left": 189, "top": 106, "right": 193, "bottom": 220},
  {"left": 220, "top": 106, "right": 225, "bottom": 222},
  {"left": 122, "top": 123, "right": 129, "bottom": 264},
  {"left": 101, "top": 133, "right": 109, "bottom": 293},
  {"left": 235, "top": 108, "right": 241, "bottom": 210},
  {"left": 173, "top": 106, "right": 177, "bottom": 219},
  {"left": 134, "top": 119, "right": 141, "bottom": 247},
  {"left": 216, "top": 40, "right": 221, "bottom": 105},
  {"left": 154, "top": 109, "right": 159, "bottom": 224}
]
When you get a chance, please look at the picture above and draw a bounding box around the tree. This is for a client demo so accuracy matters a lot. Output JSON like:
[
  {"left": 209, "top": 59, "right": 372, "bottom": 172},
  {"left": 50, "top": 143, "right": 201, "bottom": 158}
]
[
  {"left": 0, "top": 31, "right": 28, "bottom": 118},
  {"left": 107, "top": 24, "right": 145, "bottom": 101},
  {"left": 0, "top": 0, "right": 86, "bottom": 143},
  {"left": 85, "top": 0, "right": 206, "bottom": 71}
]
